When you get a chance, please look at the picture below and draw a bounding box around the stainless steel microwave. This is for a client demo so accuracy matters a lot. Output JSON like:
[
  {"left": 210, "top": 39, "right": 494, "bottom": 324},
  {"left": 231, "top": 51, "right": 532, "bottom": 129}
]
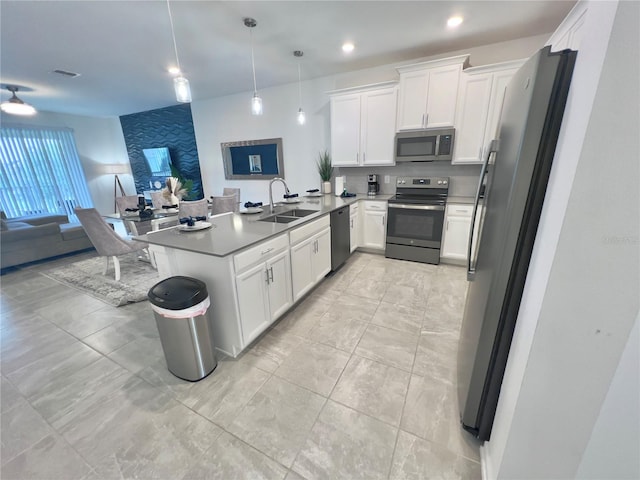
[{"left": 394, "top": 127, "right": 455, "bottom": 162}]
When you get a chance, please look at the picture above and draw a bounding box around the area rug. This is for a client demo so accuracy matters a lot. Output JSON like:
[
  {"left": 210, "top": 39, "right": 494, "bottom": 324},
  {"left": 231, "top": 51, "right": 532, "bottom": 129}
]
[{"left": 41, "top": 252, "right": 160, "bottom": 307}]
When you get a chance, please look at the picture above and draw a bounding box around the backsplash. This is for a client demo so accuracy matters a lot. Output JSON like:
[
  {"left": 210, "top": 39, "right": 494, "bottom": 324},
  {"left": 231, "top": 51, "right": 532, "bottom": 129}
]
[
  {"left": 119, "top": 104, "right": 204, "bottom": 199},
  {"left": 335, "top": 163, "right": 481, "bottom": 197}
]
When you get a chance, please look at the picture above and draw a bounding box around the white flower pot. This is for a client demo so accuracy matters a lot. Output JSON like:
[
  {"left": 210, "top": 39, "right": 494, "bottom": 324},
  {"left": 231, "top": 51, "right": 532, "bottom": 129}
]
[{"left": 321, "top": 181, "right": 332, "bottom": 194}]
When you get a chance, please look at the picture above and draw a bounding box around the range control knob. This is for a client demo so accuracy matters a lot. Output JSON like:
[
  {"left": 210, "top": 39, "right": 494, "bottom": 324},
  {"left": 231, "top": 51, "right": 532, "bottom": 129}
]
[{"left": 437, "top": 180, "right": 443, "bottom": 185}]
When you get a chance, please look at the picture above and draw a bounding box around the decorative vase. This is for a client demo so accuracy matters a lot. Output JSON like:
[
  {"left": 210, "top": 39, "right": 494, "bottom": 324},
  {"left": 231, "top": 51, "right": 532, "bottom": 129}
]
[
  {"left": 169, "top": 194, "right": 180, "bottom": 206},
  {"left": 322, "top": 181, "right": 332, "bottom": 194}
]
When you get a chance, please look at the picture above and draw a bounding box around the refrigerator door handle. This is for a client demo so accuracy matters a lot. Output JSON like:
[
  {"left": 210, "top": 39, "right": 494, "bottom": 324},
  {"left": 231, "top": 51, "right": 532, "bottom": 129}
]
[{"left": 467, "top": 140, "right": 499, "bottom": 280}]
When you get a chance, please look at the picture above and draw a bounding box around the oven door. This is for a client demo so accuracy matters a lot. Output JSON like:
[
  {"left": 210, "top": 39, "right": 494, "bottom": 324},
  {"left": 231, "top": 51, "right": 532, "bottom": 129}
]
[{"left": 386, "top": 203, "right": 445, "bottom": 248}]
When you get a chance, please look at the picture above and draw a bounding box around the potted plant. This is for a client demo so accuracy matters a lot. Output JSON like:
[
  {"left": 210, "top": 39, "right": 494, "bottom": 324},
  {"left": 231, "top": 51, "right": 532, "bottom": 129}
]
[{"left": 317, "top": 150, "right": 333, "bottom": 194}]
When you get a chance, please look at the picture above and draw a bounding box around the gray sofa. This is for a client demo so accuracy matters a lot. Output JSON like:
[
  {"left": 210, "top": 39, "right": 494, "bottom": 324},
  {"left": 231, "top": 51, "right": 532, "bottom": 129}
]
[{"left": 1, "top": 212, "right": 94, "bottom": 269}]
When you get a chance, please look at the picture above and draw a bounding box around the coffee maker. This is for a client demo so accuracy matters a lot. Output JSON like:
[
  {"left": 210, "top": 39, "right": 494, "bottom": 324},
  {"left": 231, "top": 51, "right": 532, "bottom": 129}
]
[{"left": 367, "top": 174, "right": 380, "bottom": 196}]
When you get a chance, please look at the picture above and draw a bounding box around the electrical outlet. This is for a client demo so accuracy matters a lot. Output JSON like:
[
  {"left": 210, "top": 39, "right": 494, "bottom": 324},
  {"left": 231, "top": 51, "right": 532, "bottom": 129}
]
[{"left": 384, "top": 175, "right": 390, "bottom": 184}]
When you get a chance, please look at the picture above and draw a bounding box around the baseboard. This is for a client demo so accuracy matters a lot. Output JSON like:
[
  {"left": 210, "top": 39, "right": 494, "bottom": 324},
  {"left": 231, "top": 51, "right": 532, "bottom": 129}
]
[{"left": 480, "top": 443, "right": 494, "bottom": 480}]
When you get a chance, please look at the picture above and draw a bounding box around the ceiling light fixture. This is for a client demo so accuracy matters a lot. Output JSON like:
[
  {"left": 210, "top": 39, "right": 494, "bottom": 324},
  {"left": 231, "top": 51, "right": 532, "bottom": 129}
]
[
  {"left": 244, "top": 17, "right": 263, "bottom": 116},
  {"left": 342, "top": 42, "right": 355, "bottom": 53},
  {"left": 294, "top": 50, "right": 305, "bottom": 125},
  {"left": 447, "top": 16, "right": 464, "bottom": 28},
  {"left": 1, "top": 86, "right": 36, "bottom": 116},
  {"left": 166, "top": 0, "right": 191, "bottom": 103}
]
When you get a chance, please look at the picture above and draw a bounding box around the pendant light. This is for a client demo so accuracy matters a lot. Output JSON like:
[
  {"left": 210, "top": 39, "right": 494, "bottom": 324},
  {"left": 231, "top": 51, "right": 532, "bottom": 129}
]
[
  {"left": 294, "top": 51, "right": 305, "bottom": 125},
  {"left": 166, "top": 0, "right": 191, "bottom": 103},
  {"left": 1, "top": 86, "right": 36, "bottom": 116},
  {"left": 244, "top": 18, "right": 263, "bottom": 115}
]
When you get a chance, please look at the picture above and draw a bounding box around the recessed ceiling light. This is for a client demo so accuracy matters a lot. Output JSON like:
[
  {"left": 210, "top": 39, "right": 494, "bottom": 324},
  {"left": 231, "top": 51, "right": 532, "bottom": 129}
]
[
  {"left": 342, "top": 42, "right": 355, "bottom": 53},
  {"left": 168, "top": 66, "right": 181, "bottom": 75},
  {"left": 447, "top": 16, "right": 463, "bottom": 28}
]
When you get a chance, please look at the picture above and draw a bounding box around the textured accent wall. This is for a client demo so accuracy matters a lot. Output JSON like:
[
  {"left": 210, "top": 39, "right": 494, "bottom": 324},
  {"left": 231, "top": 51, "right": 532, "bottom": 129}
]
[{"left": 119, "top": 104, "right": 203, "bottom": 199}]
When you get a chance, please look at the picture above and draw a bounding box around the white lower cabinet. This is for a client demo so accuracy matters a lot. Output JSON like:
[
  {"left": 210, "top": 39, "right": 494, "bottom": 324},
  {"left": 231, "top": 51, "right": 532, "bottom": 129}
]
[
  {"left": 290, "top": 216, "right": 332, "bottom": 301},
  {"left": 361, "top": 201, "right": 387, "bottom": 250},
  {"left": 441, "top": 203, "right": 482, "bottom": 263},
  {"left": 350, "top": 203, "right": 360, "bottom": 252},
  {"left": 234, "top": 236, "right": 292, "bottom": 346}
]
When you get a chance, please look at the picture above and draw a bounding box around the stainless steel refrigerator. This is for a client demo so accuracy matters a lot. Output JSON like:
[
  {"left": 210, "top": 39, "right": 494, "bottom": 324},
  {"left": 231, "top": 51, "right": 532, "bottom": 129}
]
[{"left": 457, "top": 46, "right": 576, "bottom": 441}]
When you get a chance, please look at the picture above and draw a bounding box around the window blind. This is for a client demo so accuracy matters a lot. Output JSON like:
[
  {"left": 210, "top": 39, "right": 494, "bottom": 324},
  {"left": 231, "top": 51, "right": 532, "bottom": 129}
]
[{"left": 0, "top": 125, "right": 93, "bottom": 222}]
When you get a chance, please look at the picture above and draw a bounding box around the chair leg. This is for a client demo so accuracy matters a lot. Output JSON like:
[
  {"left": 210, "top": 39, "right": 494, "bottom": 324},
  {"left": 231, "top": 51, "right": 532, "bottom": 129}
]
[
  {"left": 104, "top": 256, "right": 110, "bottom": 275},
  {"left": 148, "top": 248, "right": 157, "bottom": 269},
  {"left": 112, "top": 256, "right": 121, "bottom": 282}
]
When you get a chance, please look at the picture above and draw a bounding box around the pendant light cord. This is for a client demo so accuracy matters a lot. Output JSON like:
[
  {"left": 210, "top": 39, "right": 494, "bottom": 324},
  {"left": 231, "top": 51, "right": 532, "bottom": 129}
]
[
  {"left": 250, "top": 28, "right": 258, "bottom": 94},
  {"left": 297, "top": 63, "right": 302, "bottom": 105},
  {"left": 167, "top": 0, "right": 181, "bottom": 72}
]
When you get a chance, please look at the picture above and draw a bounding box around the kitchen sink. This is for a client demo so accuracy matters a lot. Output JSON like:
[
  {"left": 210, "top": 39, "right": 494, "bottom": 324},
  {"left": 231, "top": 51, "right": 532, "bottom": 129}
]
[
  {"left": 258, "top": 208, "right": 318, "bottom": 224},
  {"left": 278, "top": 208, "right": 317, "bottom": 217},
  {"left": 258, "top": 215, "right": 300, "bottom": 224}
]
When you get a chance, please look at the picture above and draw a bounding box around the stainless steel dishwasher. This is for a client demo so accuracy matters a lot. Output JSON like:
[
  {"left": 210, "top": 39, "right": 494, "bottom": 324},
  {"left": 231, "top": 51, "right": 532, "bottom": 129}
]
[{"left": 330, "top": 205, "right": 350, "bottom": 271}]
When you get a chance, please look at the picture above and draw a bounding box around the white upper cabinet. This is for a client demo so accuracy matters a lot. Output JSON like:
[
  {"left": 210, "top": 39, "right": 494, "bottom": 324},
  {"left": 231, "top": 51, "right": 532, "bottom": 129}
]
[
  {"left": 453, "top": 73, "right": 493, "bottom": 164},
  {"left": 452, "top": 60, "right": 524, "bottom": 165},
  {"left": 330, "top": 83, "right": 397, "bottom": 167},
  {"left": 330, "top": 93, "right": 361, "bottom": 167},
  {"left": 396, "top": 55, "right": 469, "bottom": 131},
  {"left": 361, "top": 88, "right": 398, "bottom": 165},
  {"left": 547, "top": 2, "right": 587, "bottom": 52}
]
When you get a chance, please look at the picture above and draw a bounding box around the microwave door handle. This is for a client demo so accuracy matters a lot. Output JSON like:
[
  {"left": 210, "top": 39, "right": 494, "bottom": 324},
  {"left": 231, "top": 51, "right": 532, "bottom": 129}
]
[
  {"left": 467, "top": 140, "right": 498, "bottom": 280},
  {"left": 434, "top": 135, "right": 440, "bottom": 157}
]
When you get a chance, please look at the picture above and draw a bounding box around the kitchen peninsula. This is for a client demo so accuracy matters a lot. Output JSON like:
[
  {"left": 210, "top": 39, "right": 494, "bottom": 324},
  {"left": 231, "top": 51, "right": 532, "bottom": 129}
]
[{"left": 137, "top": 194, "right": 386, "bottom": 358}]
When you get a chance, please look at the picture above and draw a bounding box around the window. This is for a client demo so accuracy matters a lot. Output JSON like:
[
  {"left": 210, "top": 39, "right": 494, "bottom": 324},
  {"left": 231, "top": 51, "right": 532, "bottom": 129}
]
[{"left": 0, "top": 125, "right": 93, "bottom": 222}]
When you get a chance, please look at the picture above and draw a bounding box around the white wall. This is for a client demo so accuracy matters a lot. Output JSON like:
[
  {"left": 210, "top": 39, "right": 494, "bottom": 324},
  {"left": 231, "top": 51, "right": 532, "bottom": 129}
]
[
  {"left": 190, "top": 33, "right": 549, "bottom": 206},
  {"left": 191, "top": 76, "right": 334, "bottom": 205},
  {"left": 484, "top": 1, "right": 640, "bottom": 477},
  {"left": 0, "top": 111, "right": 132, "bottom": 215},
  {"left": 576, "top": 314, "right": 640, "bottom": 478}
]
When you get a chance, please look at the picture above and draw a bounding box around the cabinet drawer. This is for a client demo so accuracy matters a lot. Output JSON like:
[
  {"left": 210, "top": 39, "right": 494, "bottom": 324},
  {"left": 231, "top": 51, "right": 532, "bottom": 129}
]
[
  {"left": 234, "top": 234, "right": 289, "bottom": 273},
  {"left": 289, "top": 215, "right": 330, "bottom": 245},
  {"left": 363, "top": 201, "right": 387, "bottom": 211},
  {"left": 446, "top": 204, "right": 473, "bottom": 217}
]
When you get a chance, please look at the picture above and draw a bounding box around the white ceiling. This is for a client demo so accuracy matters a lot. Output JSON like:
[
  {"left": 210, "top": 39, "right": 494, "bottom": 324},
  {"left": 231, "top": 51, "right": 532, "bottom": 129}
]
[{"left": 0, "top": 0, "right": 576, "bottom": 118}]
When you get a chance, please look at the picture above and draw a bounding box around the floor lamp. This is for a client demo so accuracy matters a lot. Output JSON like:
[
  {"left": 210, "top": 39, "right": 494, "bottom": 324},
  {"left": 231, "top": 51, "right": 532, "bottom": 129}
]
[{"left": 114, "top": 174, "right": 126, "bottom": 212}]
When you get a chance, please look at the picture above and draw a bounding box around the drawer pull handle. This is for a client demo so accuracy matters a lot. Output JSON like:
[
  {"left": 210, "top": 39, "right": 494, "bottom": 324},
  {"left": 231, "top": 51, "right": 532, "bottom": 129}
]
[{"left": 261, "top": 247, "right": 274, "bottom": 255}]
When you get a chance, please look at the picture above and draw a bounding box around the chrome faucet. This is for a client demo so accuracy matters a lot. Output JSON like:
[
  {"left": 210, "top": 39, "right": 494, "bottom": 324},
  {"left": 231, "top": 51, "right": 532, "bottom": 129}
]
[{"left": 269, "top": 177, "right": 290, "bottom": 212}]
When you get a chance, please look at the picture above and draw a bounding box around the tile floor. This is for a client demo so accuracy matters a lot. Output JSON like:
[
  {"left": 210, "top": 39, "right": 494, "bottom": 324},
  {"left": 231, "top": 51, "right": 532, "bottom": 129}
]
[{"left": 1, "top": 251, "right": 481, "bottom": 479}]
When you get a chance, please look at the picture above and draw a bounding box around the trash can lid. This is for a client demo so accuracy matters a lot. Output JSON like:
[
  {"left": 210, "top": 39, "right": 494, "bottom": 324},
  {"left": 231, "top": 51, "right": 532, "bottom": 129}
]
[{"left": 148, "top": 276, "right": 209, "bottom": 310}]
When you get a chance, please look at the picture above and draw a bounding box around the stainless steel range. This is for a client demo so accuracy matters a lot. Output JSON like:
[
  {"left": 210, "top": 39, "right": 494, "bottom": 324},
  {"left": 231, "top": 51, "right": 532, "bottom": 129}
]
[{"left": 385, "top": 176, "right": 449, "bottom": 264}]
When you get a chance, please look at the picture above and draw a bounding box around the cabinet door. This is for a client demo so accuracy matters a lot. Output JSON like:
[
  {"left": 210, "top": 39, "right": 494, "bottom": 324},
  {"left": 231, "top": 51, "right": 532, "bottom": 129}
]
[
  {"left": 361, "top": 88, "right": 397, "bottom": 165},
  {"left": 441, "top": 215, "right": 472, "bottom": 261},
  {"left": 312, "top": 228, "right": 332, "bottom": 282},
  {"left": 236, "top": 262, "right": 270, "bottom": 345},
  {"left": 350, "top": 211, "right": 359, "bottom": 252},
  {"left": 426, "top": 64, "right": 461, "bottom": 128},
  {"left": 362, "top": 210, "right": 386, "bottom": 250},
  {"left": 266, "top": 250, "right": 292, "bottom": 320},
  {"left": 484, "top": 68, "right": 519, "bottom": 151},
  {"left": 291, "top": 238, "right": 314, "bottom": 301},
  {"left": 396, "top": 70, "right": 429, "bottom": 130},
  {"left": 330, "top": 94, "right": 361, "bottom": 166},
  {"left": 453, "top": 73, "right": 493, "bottom": 165}
]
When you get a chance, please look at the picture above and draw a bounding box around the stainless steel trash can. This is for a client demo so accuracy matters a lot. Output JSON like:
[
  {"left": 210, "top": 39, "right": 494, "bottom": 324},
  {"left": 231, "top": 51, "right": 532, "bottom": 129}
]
[{"left": 148, "top": 276, "right": 217, "bottom": 381}]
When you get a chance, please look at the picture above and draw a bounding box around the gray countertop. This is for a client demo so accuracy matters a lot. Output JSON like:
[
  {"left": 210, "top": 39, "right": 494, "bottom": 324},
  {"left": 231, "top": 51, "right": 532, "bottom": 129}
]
[{"left": 136, "top": 194, "right": 390, "bottom": 257}]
